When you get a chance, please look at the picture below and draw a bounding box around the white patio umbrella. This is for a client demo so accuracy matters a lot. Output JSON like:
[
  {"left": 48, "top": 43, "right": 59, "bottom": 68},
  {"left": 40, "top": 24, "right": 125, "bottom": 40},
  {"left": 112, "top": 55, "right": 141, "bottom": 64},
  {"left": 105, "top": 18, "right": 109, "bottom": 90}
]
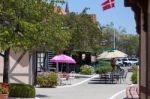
[{"left": 97, "top": 50, "right": 128, "bottom": 59}]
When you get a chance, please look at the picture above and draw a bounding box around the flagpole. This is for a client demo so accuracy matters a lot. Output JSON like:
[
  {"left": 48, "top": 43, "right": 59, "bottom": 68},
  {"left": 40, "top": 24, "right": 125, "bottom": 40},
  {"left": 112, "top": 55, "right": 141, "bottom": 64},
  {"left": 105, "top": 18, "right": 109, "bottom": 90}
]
[
  {"left": 111, "top": 0, "right": 116, "bottom": 50},
  {"left": 101, "top": 0, "right": 116, "bottom": 49},
  {"left": 113, "top": 25, "right": 116, "bottom": 49}
]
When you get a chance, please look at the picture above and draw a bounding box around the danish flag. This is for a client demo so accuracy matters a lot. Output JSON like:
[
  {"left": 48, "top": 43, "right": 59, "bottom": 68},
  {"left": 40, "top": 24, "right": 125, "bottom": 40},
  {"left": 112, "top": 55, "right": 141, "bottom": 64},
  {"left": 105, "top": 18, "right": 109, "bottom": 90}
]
[{"left": 101, "top": 0, "right": 115, "bottom": 11}]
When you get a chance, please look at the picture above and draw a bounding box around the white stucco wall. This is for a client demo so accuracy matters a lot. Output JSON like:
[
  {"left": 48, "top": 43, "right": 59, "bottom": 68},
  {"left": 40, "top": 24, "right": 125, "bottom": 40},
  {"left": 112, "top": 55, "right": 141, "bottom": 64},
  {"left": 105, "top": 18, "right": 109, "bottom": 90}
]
[
  {"left": 0, "top": 50, "right": 32, "bottom": 84},
  {"left": 0, "top": 55, "right": 4, "bottom": 82}
]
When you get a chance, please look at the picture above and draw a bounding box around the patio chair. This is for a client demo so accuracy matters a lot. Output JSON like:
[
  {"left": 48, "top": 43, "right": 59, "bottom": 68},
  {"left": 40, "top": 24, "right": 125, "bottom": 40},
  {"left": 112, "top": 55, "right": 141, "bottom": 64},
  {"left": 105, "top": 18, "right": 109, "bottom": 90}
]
[
  {"left": 110, "top": 71, "right": 120, "bottom": 84},
  {"left": 57, "top": 73, "right": 63, "bottom": 86},
  {"left": 69, "top": 71, "right": 76, "bottom": 79},
  {"left": 100, "top": 72, "right": 116, "bottom": 84},
  {"left": 118, "top": 69, "right": 128, "bottom": 83},
  {"left": 122, "top": 70, "right": 128, "bottom": 81},
  {"left": 58, "top": 73, "right": 72, "bottom": 85}
]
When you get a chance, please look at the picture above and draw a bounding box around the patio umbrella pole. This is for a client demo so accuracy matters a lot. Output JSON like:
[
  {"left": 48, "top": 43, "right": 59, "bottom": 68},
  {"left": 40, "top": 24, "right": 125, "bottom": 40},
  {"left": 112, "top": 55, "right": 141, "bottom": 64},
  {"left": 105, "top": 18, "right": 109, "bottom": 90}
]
[
  {"left": 61, "top": 63, "right": 63, "bottom": 72},
  {"left": 74, "top": 65, "right": 75, "bottom": 72},
  {"left": 56, "top": 62, "right": 59, "bottom": 73}
]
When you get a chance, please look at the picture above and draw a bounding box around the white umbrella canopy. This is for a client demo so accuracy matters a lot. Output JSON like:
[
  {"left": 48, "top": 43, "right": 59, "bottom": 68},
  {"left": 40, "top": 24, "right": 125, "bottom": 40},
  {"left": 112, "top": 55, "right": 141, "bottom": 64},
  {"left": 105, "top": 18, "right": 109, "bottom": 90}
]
[{"left": 97, "top": 50, "right": 128, "bottom": 59}]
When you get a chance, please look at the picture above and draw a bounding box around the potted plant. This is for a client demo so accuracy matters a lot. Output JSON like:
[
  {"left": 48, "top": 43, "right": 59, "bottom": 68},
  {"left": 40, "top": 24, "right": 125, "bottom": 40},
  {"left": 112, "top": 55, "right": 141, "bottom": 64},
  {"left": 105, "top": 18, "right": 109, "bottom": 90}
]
[{"left": 0, "top": 83, "right": 9, "bottom": 99}]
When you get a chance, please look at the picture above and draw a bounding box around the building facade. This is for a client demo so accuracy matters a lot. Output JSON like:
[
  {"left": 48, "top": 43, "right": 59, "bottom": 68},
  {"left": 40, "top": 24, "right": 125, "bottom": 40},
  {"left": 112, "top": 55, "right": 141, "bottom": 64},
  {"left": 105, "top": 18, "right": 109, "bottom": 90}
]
[
  {"left": 0, "top": 50, "right": 33, "bottom": 84},
  {"left": 125, "top": 0, "right": 150, "bottom": 98}
]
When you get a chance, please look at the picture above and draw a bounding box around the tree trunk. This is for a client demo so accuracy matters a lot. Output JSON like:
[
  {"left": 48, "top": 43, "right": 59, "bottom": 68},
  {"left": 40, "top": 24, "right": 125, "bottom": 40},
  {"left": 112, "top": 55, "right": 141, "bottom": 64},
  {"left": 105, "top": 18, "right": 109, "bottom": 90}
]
[{"left": 3, "top": 48, "right": 10, "bottom": 83}]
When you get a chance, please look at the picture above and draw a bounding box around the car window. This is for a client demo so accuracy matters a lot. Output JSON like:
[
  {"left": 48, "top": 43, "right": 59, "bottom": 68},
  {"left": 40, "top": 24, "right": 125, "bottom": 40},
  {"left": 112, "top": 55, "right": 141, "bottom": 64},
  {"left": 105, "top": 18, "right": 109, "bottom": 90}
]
[
  {"left": 117, "top": 59, "right": 121, "bottom": 61},
  {"left": 129, "top": 59, "right": 132, "bottom": 61},
  {"left": 122, "top": 59, "right": 127, "bottom": 61},
  {"left": 129, "top": 59, "right": 138, "bottom": 61}
]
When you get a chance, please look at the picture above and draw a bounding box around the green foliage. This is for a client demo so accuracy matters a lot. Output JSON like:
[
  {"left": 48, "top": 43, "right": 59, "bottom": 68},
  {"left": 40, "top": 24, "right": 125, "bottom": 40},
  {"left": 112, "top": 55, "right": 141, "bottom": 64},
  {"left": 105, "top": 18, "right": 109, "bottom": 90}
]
[
  {"left": 80, "top": 65, "right": 94, "bottom": 75},
  {"left": 0, "top": 0, "right": 71, "bottom": 53},
  {"left": 131, "top": 71, "right": 137, "bottom": 84},
  {"left": 96, "top": 66, "right": 112, "bottom": 74},
  {"left": 50, "top": 0, "right": 65, "bottom": 5},
  {"left": 82, "top": 7, "right": 90, "bottom": 14},
  {"left": 63, "top": 13, "right": 103, "bottom": 52},
  {"left": 0, "top": 0, "right": 71, "bottom": 83},
  {"left": 117, "top": 34, "right": 139, "bottom": 56},
  {"left": 100, "top": 23, "right": 139, "bottom": 57},
  {"left": 98, "top": 60, "right": 111, "bottom": 66},
  {"left": 36, "top": 75, "right": 47, "bottom": 87},
  {"left": 100, "top": 23, "right": 118, "bottom": 51},
  {"left": 9, "top": 84, "right": 35, "bottom": 98},
  {"left": 36, "top": 73, "right": 58, "bottom": 87},
  {"left": 47, "top": 73, "right": 58, "bottom": 87}
]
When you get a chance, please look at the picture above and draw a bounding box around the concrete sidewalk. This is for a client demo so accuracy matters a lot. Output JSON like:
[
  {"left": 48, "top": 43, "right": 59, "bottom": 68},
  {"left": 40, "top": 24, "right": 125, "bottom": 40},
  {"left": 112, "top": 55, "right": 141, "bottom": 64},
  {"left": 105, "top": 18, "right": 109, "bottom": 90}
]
[
  {"left": 36, "top": 71, "right": 133, "bottom": 99},
  {"left": 109, "top": 72, "right": 133, "bottom": 99},
  {"left": 57, "top": 74, "right": 99, "bottom": 88}
]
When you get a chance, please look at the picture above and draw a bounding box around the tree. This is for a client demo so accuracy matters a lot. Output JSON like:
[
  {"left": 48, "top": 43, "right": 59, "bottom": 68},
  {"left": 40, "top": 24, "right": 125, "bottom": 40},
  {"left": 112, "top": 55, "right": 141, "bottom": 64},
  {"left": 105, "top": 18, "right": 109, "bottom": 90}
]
[
  {"left": 0, "top": 0, "right": 70, "bottom": 83},
  {"left": 50, "top": 0, "right": 65, "bottom": 6},
  {"left": 100, "top": 24, "right": 119, "bottom": 51},
  {"left": 63, "top": 13, "right": 103, "bottom": 53},
  {"left": 81, "top": 7, "right": 90, "bottom": 14},
  {"left": 99, "top": 24, "right": 139, "bottom": 57},
  {"left": 117, "top": 34, "right": 139, "bottom": 56}
]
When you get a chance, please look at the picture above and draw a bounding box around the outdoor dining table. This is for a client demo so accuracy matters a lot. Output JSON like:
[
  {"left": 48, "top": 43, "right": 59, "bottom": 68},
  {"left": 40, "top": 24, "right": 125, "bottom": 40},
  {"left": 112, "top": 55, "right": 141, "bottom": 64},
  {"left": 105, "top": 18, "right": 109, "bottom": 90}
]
[{"left": 100, "top": 71, "right": 120, "bottom": 84}]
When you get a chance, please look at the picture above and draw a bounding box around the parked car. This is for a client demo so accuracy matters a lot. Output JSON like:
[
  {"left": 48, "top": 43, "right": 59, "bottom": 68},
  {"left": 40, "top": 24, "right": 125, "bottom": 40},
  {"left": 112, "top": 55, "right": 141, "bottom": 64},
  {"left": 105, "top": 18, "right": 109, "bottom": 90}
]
[
  {"left": 121, "top": 58, "right": 131, "bottom": 66},
  {"left": 128, "top": 58, "right": 139, "bottom": 65},
  {"left": 116, "top": 58, "right": 123, "bottom": 66}
]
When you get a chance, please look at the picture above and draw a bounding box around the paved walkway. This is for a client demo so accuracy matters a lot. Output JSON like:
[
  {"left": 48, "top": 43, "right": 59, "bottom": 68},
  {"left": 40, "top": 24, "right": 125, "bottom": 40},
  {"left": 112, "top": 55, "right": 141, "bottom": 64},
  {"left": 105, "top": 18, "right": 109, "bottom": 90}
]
[
  {"left": 36, "top": 72, "right": 133, "bottom": 99},
  {"left": 57, "top": 74, "right": 99, "bottom": 88}
]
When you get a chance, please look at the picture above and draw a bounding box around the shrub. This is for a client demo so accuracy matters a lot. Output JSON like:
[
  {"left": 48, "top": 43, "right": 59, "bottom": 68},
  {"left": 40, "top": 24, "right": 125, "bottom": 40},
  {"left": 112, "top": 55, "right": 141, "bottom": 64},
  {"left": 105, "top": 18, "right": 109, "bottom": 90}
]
[
  {"left": 80, "top": 65, "right": 94, "bottom": 75},
  {"left": 36, "top": 75, "right": 48, "bottom": 87},
  {"left": 47, "top": 73, "right": 58, "bottom": 87},
  {"left": 99, "top": 60, "right": 111, "bottom": 66},
  {"left": 96, "top": 66, "right": 112, "bottom": 74},
  {"left": 9, "top": 83, "right": 35, "bottom": 98},
  {"left": 131, "top": 71, "right": 137, "bottom": 84},
  {"left": 36, "top": 73, "right": 58, "bottom": 87}
]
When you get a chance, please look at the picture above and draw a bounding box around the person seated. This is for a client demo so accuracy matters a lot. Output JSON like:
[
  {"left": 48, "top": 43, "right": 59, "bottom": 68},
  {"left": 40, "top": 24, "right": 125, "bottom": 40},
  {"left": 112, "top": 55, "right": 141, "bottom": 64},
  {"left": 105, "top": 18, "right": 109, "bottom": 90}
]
[
  {"left": 63, "top": 72, "right": 69, "bottom": 80},
  {"left": 111, "top": 58, "right": 116, "bottom": 71}
]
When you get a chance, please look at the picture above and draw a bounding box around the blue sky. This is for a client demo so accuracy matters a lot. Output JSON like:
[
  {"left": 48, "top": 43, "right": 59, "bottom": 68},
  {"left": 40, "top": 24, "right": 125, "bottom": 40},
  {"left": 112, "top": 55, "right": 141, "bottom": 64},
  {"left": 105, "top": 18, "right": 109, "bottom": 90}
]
[{"left": 60, "top": 0, "right": 136, "bottom": 34}]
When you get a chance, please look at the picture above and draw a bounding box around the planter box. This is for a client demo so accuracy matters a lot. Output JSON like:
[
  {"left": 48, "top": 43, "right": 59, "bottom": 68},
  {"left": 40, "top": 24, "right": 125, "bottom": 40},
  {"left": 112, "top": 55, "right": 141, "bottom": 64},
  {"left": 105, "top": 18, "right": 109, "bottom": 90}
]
[
  {"left": 8, "top": 97, "right": 36, "bottom": 99},
  {"left": 0, "top": 94, "right": 8, "bottom": 99}
]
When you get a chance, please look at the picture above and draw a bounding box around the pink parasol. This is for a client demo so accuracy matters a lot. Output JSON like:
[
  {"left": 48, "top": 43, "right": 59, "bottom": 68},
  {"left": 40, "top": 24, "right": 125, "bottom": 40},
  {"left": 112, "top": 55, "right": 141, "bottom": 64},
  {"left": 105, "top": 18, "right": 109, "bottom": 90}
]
[
  {"left": 50, "top": 54, "right": 76, "bottom": 63},
  {"left": 50, "top": 54, "right": 76, "bottom": 72}
]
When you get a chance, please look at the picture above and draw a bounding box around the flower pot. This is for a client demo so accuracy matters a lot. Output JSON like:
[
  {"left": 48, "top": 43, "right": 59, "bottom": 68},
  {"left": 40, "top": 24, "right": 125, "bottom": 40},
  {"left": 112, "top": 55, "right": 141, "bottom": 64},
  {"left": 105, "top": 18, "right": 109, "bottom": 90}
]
[
  {"left": 9, "top": 97, "right": 35, "bottom": 99},
  {"left": 0, "top": 94, "right": 8, "bottom": 99}
]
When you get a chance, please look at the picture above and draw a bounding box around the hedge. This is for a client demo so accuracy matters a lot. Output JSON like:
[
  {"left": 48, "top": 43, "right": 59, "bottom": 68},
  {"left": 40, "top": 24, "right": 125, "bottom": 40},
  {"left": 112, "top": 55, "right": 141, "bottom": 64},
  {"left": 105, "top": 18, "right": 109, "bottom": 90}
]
[{"left": 9, "top": 83, "right": 35, "bottom": 98}]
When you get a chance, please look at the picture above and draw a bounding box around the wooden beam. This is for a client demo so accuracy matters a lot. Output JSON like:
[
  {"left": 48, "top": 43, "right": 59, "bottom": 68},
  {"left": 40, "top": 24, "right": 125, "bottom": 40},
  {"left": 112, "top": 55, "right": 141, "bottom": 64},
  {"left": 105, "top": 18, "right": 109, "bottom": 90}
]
[{"left": 125, "top": 0, "right": 137, "bottom": 7}]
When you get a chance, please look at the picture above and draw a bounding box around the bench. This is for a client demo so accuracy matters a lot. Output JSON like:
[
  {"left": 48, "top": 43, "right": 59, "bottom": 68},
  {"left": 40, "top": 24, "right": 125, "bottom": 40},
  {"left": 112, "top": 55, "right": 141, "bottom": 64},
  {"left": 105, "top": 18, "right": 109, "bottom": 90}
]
[{"left": 126, "top": 86, "right": 139, "bottom": 99}]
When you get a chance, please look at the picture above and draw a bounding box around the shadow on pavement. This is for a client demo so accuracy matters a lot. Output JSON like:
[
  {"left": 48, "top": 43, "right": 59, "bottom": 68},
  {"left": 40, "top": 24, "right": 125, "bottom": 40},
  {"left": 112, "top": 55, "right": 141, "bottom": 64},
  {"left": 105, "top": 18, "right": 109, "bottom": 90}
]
[
  {"left": 88, "top": 77, "right": 116, "bottom": 84},
  {"left": 88, "top": 81, "right": 116, "bottom": 84},
  {"left": 36, "top": 94, "right": 49, "bottom": 98}
]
